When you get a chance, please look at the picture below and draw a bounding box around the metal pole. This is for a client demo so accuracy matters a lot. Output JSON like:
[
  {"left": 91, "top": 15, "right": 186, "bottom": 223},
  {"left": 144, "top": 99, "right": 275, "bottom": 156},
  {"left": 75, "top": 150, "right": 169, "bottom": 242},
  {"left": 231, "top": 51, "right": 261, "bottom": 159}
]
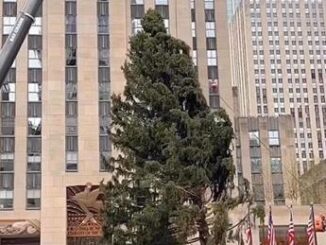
[
  {"left": 311, "top": 203, "right": 318, "bottom": 245},
  {"left": 0, "top": 0, "right": 43, "bottom": 85}
]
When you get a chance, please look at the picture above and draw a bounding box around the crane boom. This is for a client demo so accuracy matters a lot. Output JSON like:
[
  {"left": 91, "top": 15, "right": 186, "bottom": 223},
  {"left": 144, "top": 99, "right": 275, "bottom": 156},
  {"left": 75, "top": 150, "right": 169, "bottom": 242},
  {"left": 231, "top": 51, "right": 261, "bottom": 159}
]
[{"left": 0, "top": 0, "right": 43, "bottom": 85}]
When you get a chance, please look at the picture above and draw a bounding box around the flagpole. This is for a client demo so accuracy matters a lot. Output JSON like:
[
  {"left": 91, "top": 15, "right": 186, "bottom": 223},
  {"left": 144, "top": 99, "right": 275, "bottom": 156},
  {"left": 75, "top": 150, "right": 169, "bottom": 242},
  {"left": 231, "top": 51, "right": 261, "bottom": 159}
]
[{"left": 311, "top": 203, "right": 318, "bottom": 245}]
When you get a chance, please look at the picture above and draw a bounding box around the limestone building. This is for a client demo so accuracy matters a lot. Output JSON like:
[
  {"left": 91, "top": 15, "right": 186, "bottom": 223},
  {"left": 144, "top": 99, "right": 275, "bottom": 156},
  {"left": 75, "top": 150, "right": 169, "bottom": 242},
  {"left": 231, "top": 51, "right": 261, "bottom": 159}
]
[
  {"left": 229, "top": 0, "right": 326, "bottom": 175},
  {"left": 0, "top": 0, "right": 232, "bottom": 244}
]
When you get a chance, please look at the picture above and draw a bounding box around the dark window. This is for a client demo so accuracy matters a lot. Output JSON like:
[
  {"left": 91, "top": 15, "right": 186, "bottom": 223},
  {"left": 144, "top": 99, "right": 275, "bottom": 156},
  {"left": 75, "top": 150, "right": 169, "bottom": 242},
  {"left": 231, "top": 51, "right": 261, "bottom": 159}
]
[
  {"left": 3, "top": 2, "right": 17, "bottom": 17},
  {"left": 28, "top": 35, "right": 42, "bottom": 50},
  {"left": 205, "top": 9, "right": 215, "bottom": 22},
  {"left": 206, "top": 37, "right": 216, "bottom": 50},
  {"left": 192, "top": 37, "right": 197, "bottom": 50},
  {"left": 99, "top": 67, "right": 110, "bottom": 101},
  {"left": 0, "top": 137, "right": 14, "bottom": 153},
  {"left": 1, "top": 103, "right": 15, "bottom": 118},
  {"left": 155, "top": 5, "right": 169, "bottom": 19},
  {"left": 3, "top": 69, "right": 16, "bottom": 84},
  {"left": 65, "top": 2, "right": 77, "bottom": 33},
  {"left": 66, "top": 136, "right": 78, "bottom": 151},
  {"left": 66, "top": 35, "right": 77, "bottom": 66},
  {"left": 28, "top": 69, "right": 42, "bottom": 83},
  {"left": 100, "top": 136, "right": 110, "bottom": 152},
  {"left": 98, "top": 35, "right": 109, "bottom": 66},
  {"left": 208, "top": 66, "right": 218, "bottom": 79},
  {"left": 66, "top": 67, "right": 78, "bottom": 100},
  {"left": 26, "top": 173, "right": 41, "bottom": 190},
  {"left": 131, "top": 5, "right": 144, "bottom": 19},
  {"left": 27, "top": 137, "right": 41, "bottom": 154},
  {"left": 191, "top": 9, "right": 195, "bottom": 21},
  {"left": 66, "top": 101, "right": 78, "bottom": 117},
  {"left": 209, "top": 94, "right": 219, "bottom": 109},
  {"left": 28, "top": 103, "right": 42, "bottom": 117},
  {"left": 99, "top": 102, "right": 110, "bottom": 117},
  {"left": 98, "top": 1, "right": 109, "bottom": 16}
]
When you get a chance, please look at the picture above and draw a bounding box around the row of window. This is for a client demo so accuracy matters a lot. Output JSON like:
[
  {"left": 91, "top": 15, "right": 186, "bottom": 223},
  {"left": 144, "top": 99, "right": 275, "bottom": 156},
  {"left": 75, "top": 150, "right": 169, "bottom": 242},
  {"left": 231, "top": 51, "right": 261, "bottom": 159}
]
[
  {"left": 249, "top": 129, "right": 285, "bottom": 205},
  {"left": 98, "top": 0, "right": 110, "bottom": 172},
  {"left": 65, "top": 0, "right": 78, "bottom": 172}
]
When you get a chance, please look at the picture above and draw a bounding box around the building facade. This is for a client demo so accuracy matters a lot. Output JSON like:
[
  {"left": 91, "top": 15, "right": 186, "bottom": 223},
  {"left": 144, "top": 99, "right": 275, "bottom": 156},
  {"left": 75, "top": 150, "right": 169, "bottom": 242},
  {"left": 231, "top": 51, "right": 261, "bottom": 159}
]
[
  {"left": 235, "top": 115, "right": 298, "bottom": 206},
  {"left": 230, "top": 0, "right": 326, "bottom": 175},
  {"left": 0, "top": 0, "right": 232, "bottom": 244}
]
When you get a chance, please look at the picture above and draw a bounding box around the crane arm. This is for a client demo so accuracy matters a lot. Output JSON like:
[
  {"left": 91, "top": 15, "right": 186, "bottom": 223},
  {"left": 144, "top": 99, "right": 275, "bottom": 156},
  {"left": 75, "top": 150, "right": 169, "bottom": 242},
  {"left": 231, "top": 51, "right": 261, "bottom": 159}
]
[{"left": 0, "top": 0, "right": 43, "bottom": 85}]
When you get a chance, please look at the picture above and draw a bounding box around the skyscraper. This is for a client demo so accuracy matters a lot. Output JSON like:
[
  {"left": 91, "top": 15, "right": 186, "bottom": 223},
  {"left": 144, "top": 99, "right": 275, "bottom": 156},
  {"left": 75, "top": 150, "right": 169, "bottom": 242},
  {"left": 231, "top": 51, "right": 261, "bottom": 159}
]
[
  {"left": 0, "top": 1, "right": 232, "bottom": 244},
  {"left": 230, "top": 0, "right": 326, "bottom": 175}
]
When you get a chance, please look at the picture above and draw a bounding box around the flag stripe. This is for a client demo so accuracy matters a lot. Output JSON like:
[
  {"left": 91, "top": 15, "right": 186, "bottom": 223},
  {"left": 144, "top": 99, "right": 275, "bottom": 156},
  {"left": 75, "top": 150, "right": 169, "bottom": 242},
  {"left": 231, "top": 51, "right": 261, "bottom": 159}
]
[
  {"left": 268, "top": 207, "right": 276, "bottom": 245},
  {"left": 307, "top": 207, "right": 316, "bottom": 245},
  {"left": 288, "top": 207, "right": 295, "bottom": 245}
]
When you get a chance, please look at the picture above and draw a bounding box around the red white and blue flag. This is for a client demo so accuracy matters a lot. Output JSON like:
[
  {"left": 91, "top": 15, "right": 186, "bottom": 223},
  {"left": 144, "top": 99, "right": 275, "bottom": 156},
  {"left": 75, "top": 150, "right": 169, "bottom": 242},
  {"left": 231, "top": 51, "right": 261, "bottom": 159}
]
[
  {"left": 307, "top": 206, "right": 316, "bottom": 245},
  {"left": 288, "top": 206, "right": 295, "bottom": 245},
  {"left": 268, "top": 206, "right": 276, "bottom": 245},
  {"left": 245, "top": 222, "right": 252, "bottom": 245}
]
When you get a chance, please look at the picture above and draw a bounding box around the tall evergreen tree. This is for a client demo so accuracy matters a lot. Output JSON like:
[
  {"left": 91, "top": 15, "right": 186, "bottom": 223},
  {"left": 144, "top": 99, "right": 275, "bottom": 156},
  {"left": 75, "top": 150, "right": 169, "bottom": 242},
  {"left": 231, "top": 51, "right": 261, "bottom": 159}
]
[{"left": 102, "top": 10, "right": 247, "bottom": 245}]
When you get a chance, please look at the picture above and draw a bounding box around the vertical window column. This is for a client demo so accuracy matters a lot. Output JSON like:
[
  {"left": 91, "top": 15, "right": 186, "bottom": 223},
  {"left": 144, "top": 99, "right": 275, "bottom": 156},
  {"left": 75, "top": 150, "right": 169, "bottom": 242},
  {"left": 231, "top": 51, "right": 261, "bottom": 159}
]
[
  {"left": 26, "top": 4, "right": 42, "bottom": 209},
  {"left": 27, "top": 70, "right": 42, "bottom": 209},
  {"left": 249, "top": 130, "right": 265, "bottom": 205},
  {"left": 155, "top": 0, "right": 169, "bottom": 32},
  {"left": 98, "top": 0, "right": 111, "bottom": 171},
  {"left": 268, "top": 129, "right": 285, "bottom": 205},
  {"left": 0, "top": 0, "right": 17, "bottom": 210},
  {"left": 190, "top": 0, "right": 197, "bottom": 66},
  {"left": 131, "top": 0, "right": 144, "bottom": 35},
  {"left": 204, "top": 0, "right": 219, "bottom": 109},
  {"left": 65, "top": 0, "right": 78, "bottom": 171}
]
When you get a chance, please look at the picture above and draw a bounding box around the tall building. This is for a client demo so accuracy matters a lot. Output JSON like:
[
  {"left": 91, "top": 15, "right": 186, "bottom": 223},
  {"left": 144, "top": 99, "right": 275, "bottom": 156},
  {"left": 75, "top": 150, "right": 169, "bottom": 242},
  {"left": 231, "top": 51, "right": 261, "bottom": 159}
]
[
  {"left": 230, "top": 0, "right": 326, "bottom": 175},
  {"left": 0, "top": 0, "right": 232, "bottom": 244}
]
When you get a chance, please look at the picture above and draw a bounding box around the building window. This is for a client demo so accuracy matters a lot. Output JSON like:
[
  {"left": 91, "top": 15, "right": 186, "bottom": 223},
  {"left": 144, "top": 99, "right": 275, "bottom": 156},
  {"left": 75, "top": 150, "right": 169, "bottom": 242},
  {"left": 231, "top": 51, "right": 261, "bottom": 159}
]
[
  {"left": 28, "top": 69, "right": 42, "bottom": 102},
  {"left": 251, "top": 158, "right": 262, "bottom": 173},
  {"left": 207, "top": 50, "right": 217, "bottom": 66},
  {"left": 273, "top": 183, "right": 285, "bottom": 205},
  {"left": 3, "top": 2, "right": 17, "bottom": 17},
  {"left": 269, "top": 130, "right": 279, "bottom": 146},
  {"left": 26, "top": 172, "right": 41, "bottom": 209},
  {"left": 131, "top": 0, "right": 144, "bottom": 19},
  {"left": 0, "top": 144, "right": 14, "bottom": 210},
  {"left": 66, "top": 0, "right": 78, "bottom": 172},
  {"left": 99, "top": 67, "right": 110, "bottom": 101},
  {"left": 98, "top": 0, "right": 109, "bottom": 34},
  {"left": 65, "top": 1, "right": 77, "bottom": 33},
  {"left": 65, "top": 67, "right": 77, "bottom": 101},
  {"left": 271, "top": 158, "right": 282, "bottom": 173},
  {"left": 206, "top": 37, "right": 216, "bottom": 50},
  {"left": 98, "top": 1, "right": 111, "bottom": 171},
  {"left": 205, "top": 22, "right": 216, "bottom": 37},
  {"left": 155, "top": 0, "right": 169, "bottom": 31},
  {"left": 66, "top": 35, "right": 77, "bottom": 66},
  {"left": 3, "top": 17, "right": 16, "bottom": 35},
  {"left": 249, "top": 131, "right": 260, "bottom": 146},
  {"left": 204, "top": 0, "right": 214, "bottom": 9},
  {"left": 66, "top": 136, "right": 78, "bottom": 171},
  {"left": 98, "top": 35, "right": 109, "bottom": 66},
  {"left": 1, "top": 83, "right": 15, "bottom": 102}
]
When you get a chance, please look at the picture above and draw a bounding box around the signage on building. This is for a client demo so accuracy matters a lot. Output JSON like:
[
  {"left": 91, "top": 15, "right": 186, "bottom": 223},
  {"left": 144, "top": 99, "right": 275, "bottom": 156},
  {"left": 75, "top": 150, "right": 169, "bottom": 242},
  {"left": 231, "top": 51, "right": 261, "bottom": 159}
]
[{"left": 66, "top": 183, "right": 104, "bottom": 238}]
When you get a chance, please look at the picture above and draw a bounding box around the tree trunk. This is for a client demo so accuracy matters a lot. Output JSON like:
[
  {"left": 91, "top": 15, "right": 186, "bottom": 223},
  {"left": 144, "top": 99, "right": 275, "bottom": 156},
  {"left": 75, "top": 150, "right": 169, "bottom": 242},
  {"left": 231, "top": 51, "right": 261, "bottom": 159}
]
[{"left": 198, "top": 207, "right": 209, "bottom": 245}]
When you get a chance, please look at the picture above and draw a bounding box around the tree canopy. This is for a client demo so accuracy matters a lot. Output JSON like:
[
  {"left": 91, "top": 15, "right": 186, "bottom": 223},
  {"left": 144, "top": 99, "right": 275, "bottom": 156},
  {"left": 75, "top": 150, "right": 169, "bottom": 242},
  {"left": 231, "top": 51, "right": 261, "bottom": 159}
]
[{"left": 102, "top": 10, "right": 247, "bottom": 245}]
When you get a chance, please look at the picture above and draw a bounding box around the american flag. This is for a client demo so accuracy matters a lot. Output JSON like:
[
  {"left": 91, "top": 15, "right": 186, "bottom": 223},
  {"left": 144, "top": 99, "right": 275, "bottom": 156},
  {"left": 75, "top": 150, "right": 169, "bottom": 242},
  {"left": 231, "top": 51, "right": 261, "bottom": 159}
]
[
  {"left": 307, "top": 206, "right": 316, "bottom": 245},
  {"left": 288, "top": 206, "right": 295, "bottom": 245},
  {"left": 268, "top": 206, "right": 276, "bottom": 245},
  {"left": 245, "top": 223, "right": 252, "bottom": 245}
]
